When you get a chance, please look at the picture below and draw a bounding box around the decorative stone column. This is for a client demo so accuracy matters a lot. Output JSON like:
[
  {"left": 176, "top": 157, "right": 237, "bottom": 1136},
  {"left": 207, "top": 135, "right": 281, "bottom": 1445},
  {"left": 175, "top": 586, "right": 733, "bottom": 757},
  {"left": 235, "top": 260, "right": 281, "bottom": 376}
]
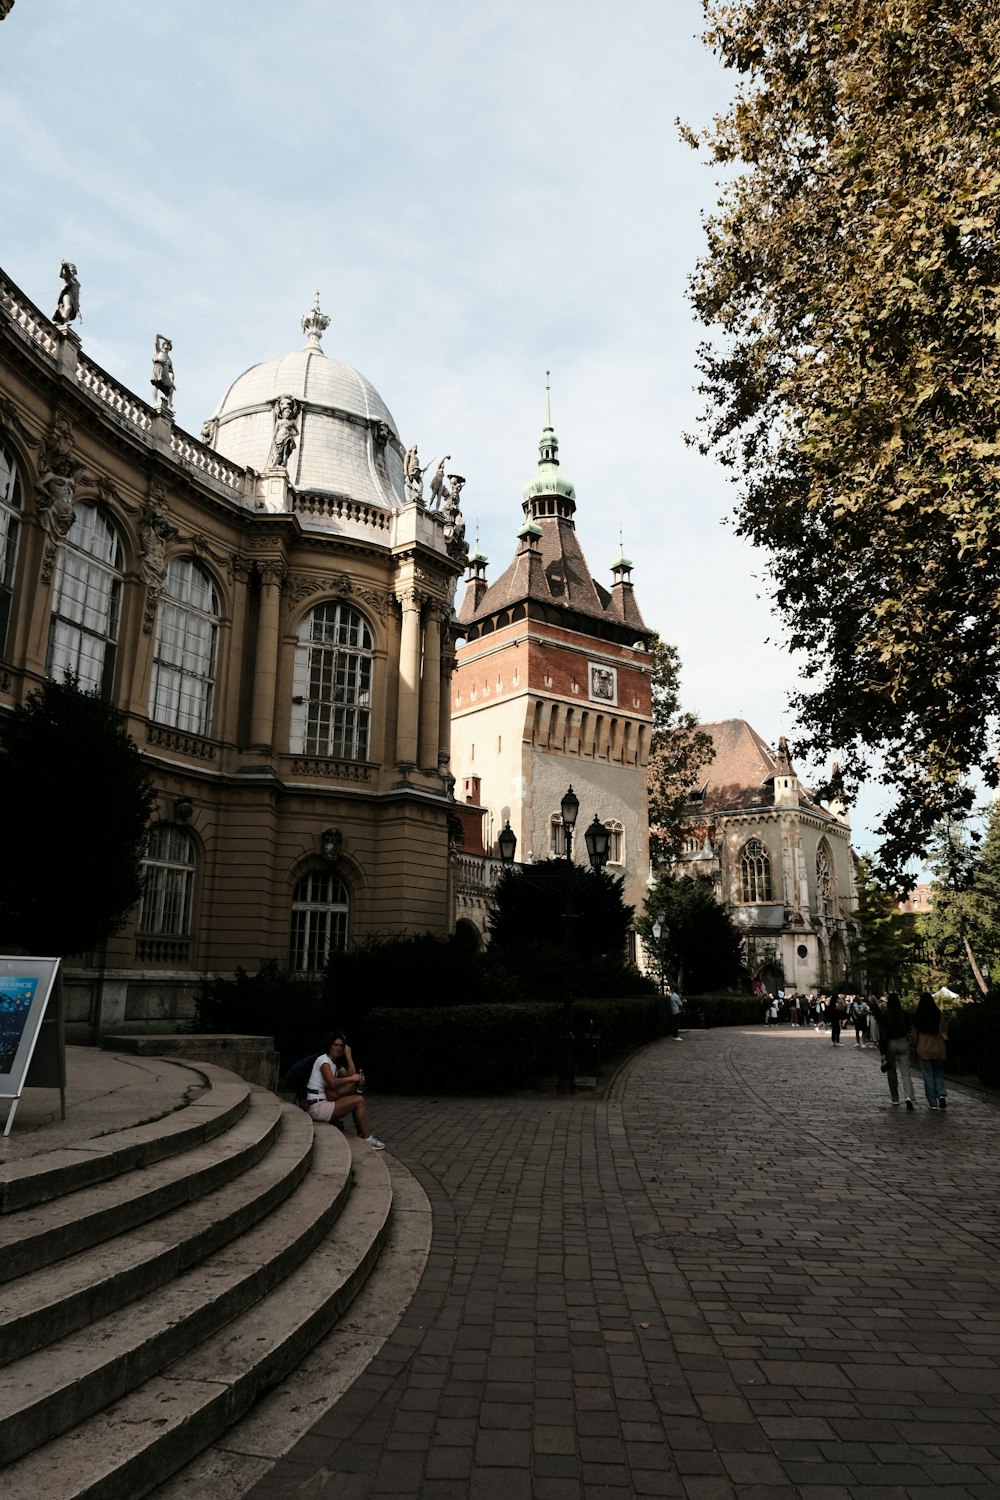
[
  {"left": 249, "top": 559, "right": 286, "bottom": 751},
  {"left": 418, "top": 604, "right": 444, "bottom": 771},
  {"left": 395, "top": 588, "right": 423, "bottom": 766},
  {"left": 438, "top": 636, "right": 457, "bottom": 773}
]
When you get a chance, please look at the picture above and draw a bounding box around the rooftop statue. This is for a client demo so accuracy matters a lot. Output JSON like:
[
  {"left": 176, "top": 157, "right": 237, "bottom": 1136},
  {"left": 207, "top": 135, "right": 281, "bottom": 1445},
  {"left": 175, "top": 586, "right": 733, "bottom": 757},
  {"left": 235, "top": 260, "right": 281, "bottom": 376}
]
[
  {"left": 428, "top": 455, "right": 451, "bottom": 509},
  {"left": 267, "top": 394, "right": 300, "bottom": 470},
  {"left": 404, "top": 444, "right": 429, "bottom": 503},
  {"left": 151, "top": 334, "right": 175, "bottom": 410},
  {"left": 52, "top": 261, "right": 81, "bottom": 328}
]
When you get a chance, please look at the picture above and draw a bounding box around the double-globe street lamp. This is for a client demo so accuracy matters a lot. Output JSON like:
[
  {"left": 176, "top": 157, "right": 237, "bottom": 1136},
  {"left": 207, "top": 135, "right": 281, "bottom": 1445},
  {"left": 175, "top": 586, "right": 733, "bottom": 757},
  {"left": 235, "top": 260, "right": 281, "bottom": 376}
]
[{"left": 497, "top": 785, "right": 611, "bottom": 1093}]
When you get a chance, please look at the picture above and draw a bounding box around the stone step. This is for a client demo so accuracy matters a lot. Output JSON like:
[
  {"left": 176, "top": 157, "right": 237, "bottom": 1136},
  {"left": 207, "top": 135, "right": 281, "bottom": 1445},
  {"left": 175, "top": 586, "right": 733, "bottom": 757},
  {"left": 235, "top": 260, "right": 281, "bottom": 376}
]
[
  {"left": 0, "top": 1088, "right": 283, "bottom": 1286},
  {"left": 0, "top": 1064, "right": 252, "bottom": 1215},
  {"left": 0, "top": 1137, "right": 393, "bottom": 1500},
  {"left": 0, "top": 1120, "right": 360, "bottom": 1466},
  {"left": 0, "top": 1103, "right": 317, "bottom": 1368}
]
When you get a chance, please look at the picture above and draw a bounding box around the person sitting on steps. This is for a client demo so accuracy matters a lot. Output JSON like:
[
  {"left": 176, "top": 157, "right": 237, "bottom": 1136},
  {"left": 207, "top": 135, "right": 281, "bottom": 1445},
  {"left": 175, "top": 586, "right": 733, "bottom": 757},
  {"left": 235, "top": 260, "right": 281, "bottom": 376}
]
[{"left": 304, "top": 1031, "right": 385, "bottom": 1149}]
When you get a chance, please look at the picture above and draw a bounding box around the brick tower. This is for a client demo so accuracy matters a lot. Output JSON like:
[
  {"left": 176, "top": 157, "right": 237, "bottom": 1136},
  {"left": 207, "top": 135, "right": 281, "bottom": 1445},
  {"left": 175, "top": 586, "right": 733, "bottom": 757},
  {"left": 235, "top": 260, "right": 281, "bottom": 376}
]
[{"left": 451, "top": 401, "right": 654, "bottom": 926}]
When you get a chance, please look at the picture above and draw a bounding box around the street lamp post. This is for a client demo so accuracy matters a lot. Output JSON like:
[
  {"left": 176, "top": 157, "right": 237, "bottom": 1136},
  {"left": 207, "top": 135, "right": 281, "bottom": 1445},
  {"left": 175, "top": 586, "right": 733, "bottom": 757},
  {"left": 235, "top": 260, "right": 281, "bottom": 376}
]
[{"left": 556, "top": 790, "right": 611, "bottom": 1094}]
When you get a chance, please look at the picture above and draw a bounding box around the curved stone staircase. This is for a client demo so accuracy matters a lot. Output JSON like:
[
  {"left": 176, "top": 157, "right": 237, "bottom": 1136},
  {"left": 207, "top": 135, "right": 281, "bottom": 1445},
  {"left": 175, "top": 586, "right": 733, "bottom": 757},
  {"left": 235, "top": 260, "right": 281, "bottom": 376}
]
[{"left": 0, "top": 1062, "right": 393, "bottom": 1499}]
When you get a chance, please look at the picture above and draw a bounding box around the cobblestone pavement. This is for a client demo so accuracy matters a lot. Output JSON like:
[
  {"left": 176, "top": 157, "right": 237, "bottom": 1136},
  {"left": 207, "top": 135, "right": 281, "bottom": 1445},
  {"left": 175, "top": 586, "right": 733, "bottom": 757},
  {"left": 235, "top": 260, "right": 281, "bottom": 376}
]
[{"left": 247, "top": 1026, "right": 1000, "bottom": 1499}]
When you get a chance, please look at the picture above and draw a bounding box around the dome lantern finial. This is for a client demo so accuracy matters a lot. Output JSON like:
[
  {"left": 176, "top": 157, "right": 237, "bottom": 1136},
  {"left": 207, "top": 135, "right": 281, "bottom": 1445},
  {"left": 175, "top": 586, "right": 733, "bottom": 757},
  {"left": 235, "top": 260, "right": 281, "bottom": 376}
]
[{"left": 301, "top": 291, "right": 331, "bottom": 351}]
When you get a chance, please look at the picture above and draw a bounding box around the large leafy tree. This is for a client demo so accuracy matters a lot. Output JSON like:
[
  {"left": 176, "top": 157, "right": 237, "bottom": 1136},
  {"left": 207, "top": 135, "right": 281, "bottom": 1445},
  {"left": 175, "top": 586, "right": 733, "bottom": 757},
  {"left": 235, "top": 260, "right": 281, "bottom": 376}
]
[
  {"left": 853, "top": 855, "right": 921, "bottom": 992},
  {"left": 645, "top": 633, "right": 714, "bottom": 860},
  {"left": 688, "top": 0, "right": 1000, "bottom": 877},
  {"left": 636, "top": 875, "right": 745, "bottom": 994},
  {"left": 487, "top": 860, "right": 643, "bottom": 999},
  {"left": 0, "top": 679, "right": 156, "bottom": 956},
  {"left": 924, "top": 803, "right": 1000, "bottom": 994}
]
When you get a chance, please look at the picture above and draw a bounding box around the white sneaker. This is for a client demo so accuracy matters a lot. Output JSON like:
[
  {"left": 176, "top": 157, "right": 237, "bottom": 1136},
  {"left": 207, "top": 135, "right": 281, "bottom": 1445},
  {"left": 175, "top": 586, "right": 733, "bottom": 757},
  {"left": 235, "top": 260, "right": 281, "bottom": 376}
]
[
  {"left": 366, "top": 1135, "right": 386, "bottom": 1150},
  {"left": 672, "top": 1036, "right": 684, "bottom": 1042}
]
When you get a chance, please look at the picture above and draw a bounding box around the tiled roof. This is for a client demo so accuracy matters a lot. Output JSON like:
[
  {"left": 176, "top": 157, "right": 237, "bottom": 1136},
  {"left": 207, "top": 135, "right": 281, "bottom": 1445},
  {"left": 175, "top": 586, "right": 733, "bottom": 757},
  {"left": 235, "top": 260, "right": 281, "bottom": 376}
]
[{"left": 693, "top": 719, "right": 830, "bottom": 818}]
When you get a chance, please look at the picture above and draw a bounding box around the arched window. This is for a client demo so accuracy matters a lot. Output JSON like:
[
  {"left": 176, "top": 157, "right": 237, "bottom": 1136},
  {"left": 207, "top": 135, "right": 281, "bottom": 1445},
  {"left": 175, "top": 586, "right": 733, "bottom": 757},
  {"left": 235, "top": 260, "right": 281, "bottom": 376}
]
[
  {"left": 289, "top": 870, "right": 350, "bottom": 972},
  {"left": 549, "top": 814, "right": 566, "bottom": 857},
  {"left": 149, "top": 557, "right": 219, "bottom": 735},
  {"left": 816, "top": 840, "right": 836, "bottom": 916},
  {"left": 291, "top": 602, "right": 373, "bottom": 760},
  {"left": 138, "top": 825, "right": 195, "bottom": 938},
  {"left": 739, "top": 838, "right": 773, "bottom": 903},
  {"left": 0, "top": 436, "right": 23, "bottom": 658},
  {"left": 604, "top": 819, "right": 625, "bottom": 865},
  {"left": 48, "top": 503, "right": 124, "bottom": 696}
]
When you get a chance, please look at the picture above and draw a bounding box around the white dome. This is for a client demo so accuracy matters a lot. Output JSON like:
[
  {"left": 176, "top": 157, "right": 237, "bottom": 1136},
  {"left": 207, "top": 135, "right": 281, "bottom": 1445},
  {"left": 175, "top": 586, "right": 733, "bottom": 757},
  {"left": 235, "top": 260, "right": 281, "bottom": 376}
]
[{"left": 210, "top": 305, "right": 406, "bottom": 510}]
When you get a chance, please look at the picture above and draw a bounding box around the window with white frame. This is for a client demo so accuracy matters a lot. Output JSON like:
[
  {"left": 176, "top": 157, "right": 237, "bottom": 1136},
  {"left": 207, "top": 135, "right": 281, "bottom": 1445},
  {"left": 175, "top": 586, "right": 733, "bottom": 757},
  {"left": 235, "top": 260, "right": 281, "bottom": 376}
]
[
  {"left": 739, "top": 838, "right": 773, "bottom": 903},
  {"left": 138, "top": 825, "right": 195, "bottom": 936},
  {"left": 48, "top": 504, "right": 124, "bottom": 696},
  {"left": 289, "top": 871, "right": 350, "bottom": 972},
  {"left": 149, "top": 557, "right": 219, "bottom": 735},
  {"left": 0, "top": 436, "right": 22, "bottom": 659},
  {"left": 549, "top": 815, "right": 566, "bottom": 857},
  {"left": 604, "top": 819, "right": 625, "bottom": 864},
  {"left": 290, "top": 602, "right": 373, "bottom": 760}
]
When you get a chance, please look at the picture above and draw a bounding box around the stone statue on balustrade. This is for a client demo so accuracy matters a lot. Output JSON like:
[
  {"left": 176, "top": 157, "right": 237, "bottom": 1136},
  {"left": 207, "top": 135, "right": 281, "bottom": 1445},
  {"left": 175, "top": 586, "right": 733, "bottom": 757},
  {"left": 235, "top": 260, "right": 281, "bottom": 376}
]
[
  {"left": 151, "top": 335, "right": 175, "bottom": 411},
  {"left": 428, "top": 455, "right": 451, "bottom": 509},
  {"left": 404, "top": 444, "right": 430, "bottom": 504},
  {"left": 52, "top": 262, "right": 81, "bottom": 329},
  {"left": 267, "top": 395, "right": 300, "bottom": 470}
]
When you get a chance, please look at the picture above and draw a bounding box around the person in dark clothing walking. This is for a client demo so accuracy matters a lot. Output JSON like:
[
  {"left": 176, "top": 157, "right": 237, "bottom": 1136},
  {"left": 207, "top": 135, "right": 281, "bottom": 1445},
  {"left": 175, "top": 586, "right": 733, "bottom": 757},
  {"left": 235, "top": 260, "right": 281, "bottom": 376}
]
[
  {"left": 826, "top": 993, "right": 841, "bottom": 1046},
  {"left": 874, "top": 992, "right": 915, "bottom": 1109}
]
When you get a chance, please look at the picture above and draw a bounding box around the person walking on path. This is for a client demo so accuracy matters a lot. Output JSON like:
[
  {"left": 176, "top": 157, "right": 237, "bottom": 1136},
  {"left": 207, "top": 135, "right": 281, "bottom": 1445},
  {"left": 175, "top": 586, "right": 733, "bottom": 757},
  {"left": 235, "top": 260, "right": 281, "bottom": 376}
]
[
  {"left": 874, "top": 992, "right": 915, "bottom": 1109},
  {"left": 914, "top": 991, "right": 949, "bottom": 1109},
  {"left": 669, "top": 987, "right": 684, "bottom": 1041},
  {"left": 826, "top": 992, "right": 842, "bottom": 1045}
]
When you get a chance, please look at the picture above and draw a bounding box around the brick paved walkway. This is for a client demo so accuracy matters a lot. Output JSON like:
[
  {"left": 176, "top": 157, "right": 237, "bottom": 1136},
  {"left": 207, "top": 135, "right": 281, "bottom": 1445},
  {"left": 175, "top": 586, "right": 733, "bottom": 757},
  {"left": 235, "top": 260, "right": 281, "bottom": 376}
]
[{"left": 247, "top": 1026, "right": 1000, "bottom": 1499}]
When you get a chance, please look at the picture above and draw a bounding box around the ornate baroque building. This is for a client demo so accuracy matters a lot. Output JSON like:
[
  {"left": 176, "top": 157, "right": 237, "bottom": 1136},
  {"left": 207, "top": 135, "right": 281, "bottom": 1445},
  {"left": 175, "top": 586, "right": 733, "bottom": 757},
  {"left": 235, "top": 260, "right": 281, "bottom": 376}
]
[
  {"left": 0, "top": 264, "right": 466, "bottom": 1037},
  {"left": 670, "top": 720, "right": 858, "bottom": 992},
  {"left": 450, "top": 412, "right": 654, "bottom": 944}
]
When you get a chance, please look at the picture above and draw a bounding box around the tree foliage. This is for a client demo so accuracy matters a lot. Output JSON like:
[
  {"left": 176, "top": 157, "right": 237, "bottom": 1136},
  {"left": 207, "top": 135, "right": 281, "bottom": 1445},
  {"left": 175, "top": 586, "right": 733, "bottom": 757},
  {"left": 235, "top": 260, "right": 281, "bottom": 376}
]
[
  {"left": 689, "top": 0, "right": 1000, "bottom": 876},
  {"left": 0, "top": 679, "right": 156, "bottom": 956},
  {"left": 636, "top": 875, "right": 745, "bottom": 994},
  {"left": 487, "top": 860, "right": 649, "bottom": 1000},
  {"left": 852, "top": 855, "right": 921, "bottom": 992},
  {"left": 645, "top": 633, "right": 714, "bottom": 860},
  {"left": 923, "top": 802, "right": 1000, "bottom": 994}
]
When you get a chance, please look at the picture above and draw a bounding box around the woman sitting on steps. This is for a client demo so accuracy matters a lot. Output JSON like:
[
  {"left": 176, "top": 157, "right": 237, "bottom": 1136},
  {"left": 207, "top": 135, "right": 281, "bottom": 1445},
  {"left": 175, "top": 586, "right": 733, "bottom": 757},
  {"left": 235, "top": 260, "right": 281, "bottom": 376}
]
[{"left": 304, "top": 1031, "right": 385, "bottom": 1149}]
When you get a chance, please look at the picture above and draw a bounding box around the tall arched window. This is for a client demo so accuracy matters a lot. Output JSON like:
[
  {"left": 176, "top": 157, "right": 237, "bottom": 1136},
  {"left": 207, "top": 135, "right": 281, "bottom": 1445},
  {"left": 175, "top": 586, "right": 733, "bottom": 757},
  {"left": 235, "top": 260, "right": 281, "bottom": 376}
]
[
  {"left": 48, "top": 503, "right": 124, "bottom": 696},
  {"left": 816, "top": 840, "right": 836, "bottom": 916},
  {"left": 149, "top": 557, "right": 219, "bottom": 735},
  {"left": 289, "top": 871, "right": 350, "bottom": 972},
  {"left": 0, "top": 436, "right": 23, "bottom": 659},
  {"left": 291, "top": 602, "right": 373, "bottom": 760},
  {"left": 739, "top": 838, "right": 773, "bottom": 903},
  {"left": 138, "top": 825, "right": 195, "bottom": 939}
]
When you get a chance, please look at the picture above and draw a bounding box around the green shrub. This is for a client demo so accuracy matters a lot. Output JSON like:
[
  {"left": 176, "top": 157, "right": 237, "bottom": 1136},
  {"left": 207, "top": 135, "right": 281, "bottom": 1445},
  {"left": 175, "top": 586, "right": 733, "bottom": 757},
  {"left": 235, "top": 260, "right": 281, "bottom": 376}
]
[
  {"left": 689, "top": 992, "right": 765, "bottom": 1028},
  {"left": 194, "top": 961, "right": 327, "bottom": 1068},
  {"left": 363, "top": 994, "right": 668, "bottom": 1093}
]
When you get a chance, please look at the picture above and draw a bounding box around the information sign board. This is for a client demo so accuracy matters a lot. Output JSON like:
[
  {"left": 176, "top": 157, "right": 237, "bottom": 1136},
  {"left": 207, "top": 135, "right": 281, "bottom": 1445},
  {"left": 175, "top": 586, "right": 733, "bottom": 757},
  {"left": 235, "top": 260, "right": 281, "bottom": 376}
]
[{"left": 0, "top": 956, "right": 62, "bottom": 1136}]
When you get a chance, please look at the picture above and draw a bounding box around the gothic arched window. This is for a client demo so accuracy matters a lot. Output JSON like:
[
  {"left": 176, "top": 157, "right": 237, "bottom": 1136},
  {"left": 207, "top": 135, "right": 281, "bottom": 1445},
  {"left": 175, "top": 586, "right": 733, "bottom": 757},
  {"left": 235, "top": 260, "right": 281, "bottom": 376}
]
[
  {"left": 0, "top": 436, "right": 23, "bottom": 658},
  {"left": 816, "top": 840, "right": 836, "bottom": 916},
  {"left": 291, "top": 602, "right": 373, "bottom": 760},
  {"left": 149, "top": 557, "right": 219, "bottom": 736},
  {"left": 289, "top": 871, "right": 350, "bottom": 972},
  {"left": 48, "top": 503, "right": 124, "bottom": 697},
  {"left": 739, "top": 838, "right": 773, "bottom": 903},
  {"left": 604, "top": 819, "right": 625, "bottom": 865}
]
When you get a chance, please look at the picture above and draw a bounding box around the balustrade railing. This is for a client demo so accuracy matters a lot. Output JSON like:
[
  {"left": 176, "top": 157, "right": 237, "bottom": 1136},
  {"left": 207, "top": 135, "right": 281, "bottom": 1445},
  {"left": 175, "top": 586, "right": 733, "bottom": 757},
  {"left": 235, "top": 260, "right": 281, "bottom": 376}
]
[
  {"left": 293, "top": 492, "right": 391, "bottom": 532},
  {"left": 0, "top": 272, "right": 59, "bottom": 356},
  {"left": 454, "top": 853, "right": 506, "bottom": 891},
  {"left": 76, "top": 356, "right": 154, "bottom": 431}
]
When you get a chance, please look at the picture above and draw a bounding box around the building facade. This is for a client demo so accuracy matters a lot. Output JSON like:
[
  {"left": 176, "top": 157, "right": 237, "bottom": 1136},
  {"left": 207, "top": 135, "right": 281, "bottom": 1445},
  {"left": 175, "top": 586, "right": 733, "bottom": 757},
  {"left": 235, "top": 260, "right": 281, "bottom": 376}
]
[
  {"left": 0, "top": 264, "right": 465, "bottom": 1038},
  {"left": 668, "top": 720, "right": 858, "bottom": 993},
  {"left": 450, "top": 415, "right": 654, "bottom": 944}
]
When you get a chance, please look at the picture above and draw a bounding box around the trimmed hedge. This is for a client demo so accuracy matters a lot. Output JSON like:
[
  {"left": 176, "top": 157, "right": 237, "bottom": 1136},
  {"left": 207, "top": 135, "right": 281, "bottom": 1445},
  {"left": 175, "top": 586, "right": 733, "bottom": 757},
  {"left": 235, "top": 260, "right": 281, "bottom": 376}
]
[
  {"left": 364, "top": 995, "right": 669, "bottom": 1094},
  {"left": 692, "top": 993, "right": 764, "bottom": 1028}
]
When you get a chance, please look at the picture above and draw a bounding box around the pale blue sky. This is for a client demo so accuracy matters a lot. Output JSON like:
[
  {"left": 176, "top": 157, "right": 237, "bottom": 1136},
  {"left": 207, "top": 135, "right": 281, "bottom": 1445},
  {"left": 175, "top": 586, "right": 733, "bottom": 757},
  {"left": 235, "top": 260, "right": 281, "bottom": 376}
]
[{"left": 2, "top": 0, "right": 892, "bottom": 855}]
